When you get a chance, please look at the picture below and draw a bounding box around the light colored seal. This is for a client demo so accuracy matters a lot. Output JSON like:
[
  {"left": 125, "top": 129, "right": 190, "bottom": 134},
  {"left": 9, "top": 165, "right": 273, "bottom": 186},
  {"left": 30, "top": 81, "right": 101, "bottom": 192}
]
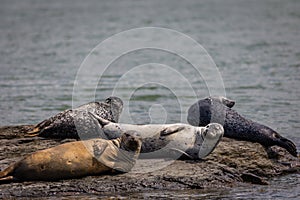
[
  {"left": 89, "top": 112, "right": 224, "bottom": 160},
  {"left": 0, "top": 131, "right": 141, "bottom": 182},
  {"left": 187, "top": 96, "right": 298, "bottom": 157},
  {"left": 26, "top": 96, "right": 123, "bottom": 139}
]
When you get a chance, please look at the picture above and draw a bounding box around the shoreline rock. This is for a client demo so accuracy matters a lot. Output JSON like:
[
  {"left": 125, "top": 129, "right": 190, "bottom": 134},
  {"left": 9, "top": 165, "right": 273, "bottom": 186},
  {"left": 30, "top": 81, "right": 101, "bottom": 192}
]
[{"left": 0, "top": 125, "right": 299, "bottom": 198}]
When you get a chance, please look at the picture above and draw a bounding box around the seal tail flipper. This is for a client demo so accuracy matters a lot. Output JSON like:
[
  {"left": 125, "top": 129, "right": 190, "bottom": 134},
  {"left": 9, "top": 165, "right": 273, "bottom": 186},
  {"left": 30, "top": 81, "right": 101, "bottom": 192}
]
[
  {"left": 0, "top": 164, "right": 16, "bottom": 183},
  {"left": 277, "top": 137, "right": 298, "bottom": 157},
  {"left": 26, "top": 127, "right": 40, "bottom": 134},
  {"left": 25, "top": 127, "right": 40, "bottom": 137},
  {"left": 24, "top": 118, "right": 53, "bottom": 137},
  {"left": 0, "top": 176, "right": 14, "bottom": 183},
  {"left": 23, "top": 127, "right": 41, "bottom": 137}
]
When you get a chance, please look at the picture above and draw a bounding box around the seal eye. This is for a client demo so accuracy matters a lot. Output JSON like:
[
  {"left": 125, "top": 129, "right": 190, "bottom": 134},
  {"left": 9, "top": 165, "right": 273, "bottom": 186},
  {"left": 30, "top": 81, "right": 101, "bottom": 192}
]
[
  {"left": 124, "top": 133, "right": 130, "bottom": 137},
  {"left": 105, "top": 98, "right": 112, "bottom": 104}
]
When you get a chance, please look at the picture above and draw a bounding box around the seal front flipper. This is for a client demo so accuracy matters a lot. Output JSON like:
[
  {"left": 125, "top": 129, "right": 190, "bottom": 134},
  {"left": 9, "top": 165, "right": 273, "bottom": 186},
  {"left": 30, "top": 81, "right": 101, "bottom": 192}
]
[
  {"left": 160, "top": 126, "right": 185, "bottom": 136},
  {"left": 88, "top": 112, "right": 110, "bottom": 127},
  {"left": 86, "top": 112, "right": 109, "bottom": 139},
  {"left": 90, "top": 141, "right": 108, "bottom": 159},
  {"left": 169, "top": 148, "right": 193, "bottom": 159}
]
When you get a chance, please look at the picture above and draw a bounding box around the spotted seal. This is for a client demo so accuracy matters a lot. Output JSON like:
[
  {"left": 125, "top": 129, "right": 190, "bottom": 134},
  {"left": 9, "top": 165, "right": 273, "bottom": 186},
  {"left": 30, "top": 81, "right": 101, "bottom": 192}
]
[
  {"left": 0, "top": 131, "right": 141, "bottom": 183},
  {"left": 89, "top": 112, "right": 224, "bottom": 160},
  {"left": 187, "top": 96, "right": 298, "bottom": 157},
  {"left": 26, "top": 96, "right": 123, "bottom": 139}
]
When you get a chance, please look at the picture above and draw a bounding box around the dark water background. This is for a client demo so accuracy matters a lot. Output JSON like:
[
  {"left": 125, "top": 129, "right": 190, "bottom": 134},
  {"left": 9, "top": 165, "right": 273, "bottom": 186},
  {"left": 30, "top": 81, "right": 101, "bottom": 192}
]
[{"left": 0, "top": 0, "right": 299, "bottom": 198}]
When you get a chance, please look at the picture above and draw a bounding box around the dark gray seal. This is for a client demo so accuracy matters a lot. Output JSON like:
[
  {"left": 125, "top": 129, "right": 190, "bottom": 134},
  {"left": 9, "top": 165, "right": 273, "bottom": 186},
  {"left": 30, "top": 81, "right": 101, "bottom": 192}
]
[
  {"left": 187, "top": 96, "right": 298, "bottom": 157},
  {"left": 26, "top": 96, "right": 123, "bottom": 139}
]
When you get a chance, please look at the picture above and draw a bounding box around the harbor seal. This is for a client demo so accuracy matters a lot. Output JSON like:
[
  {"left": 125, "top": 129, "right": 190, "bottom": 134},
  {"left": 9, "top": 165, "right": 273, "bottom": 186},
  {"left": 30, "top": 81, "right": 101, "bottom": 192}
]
[
  {"left": 89, "top": 112, "right": 224, "bottom": 159},
  {"left": 26, "top": 96, "right": 123, "bottom": 139},
  {"left": 187, "top": 96, "right": 298, "bottom": 157},
  {"left": 0, "top": 131, "right": 141, "bottom": 182}
]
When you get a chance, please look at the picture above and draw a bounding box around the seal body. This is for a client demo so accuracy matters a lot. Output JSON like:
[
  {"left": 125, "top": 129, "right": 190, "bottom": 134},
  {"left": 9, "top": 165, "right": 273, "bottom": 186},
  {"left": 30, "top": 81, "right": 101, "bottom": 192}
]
[
  {"left": 90, "top": 113, "right": 224, "bottom": 160},
  {"left": 27, "top": 96, "right": 123, "bottom": 139},
  {"left": 187, "top": 96, "right": 298, "bottom": 157},
  {"left": 0, "top": 132, "right": 141, "bottom": 182}
]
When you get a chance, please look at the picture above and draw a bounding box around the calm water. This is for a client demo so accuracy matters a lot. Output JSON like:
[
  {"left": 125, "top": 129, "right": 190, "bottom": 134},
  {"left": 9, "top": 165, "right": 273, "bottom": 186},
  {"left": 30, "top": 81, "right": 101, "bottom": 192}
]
[{"left": 0, "top": 0, "right": 299, "bottom": 198}]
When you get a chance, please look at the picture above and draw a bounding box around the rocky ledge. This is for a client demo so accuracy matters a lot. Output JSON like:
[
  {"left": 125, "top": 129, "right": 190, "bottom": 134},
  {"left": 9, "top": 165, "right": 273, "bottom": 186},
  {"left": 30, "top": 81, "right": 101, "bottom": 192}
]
[{"left": 0, "top": 125, "right": 299, "bottom": 198}]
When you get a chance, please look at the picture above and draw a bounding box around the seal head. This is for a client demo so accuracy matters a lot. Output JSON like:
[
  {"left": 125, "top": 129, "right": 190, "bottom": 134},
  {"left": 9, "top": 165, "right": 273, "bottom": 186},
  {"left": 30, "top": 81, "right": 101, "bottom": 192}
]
[
  {"left": 119, "top": 130, "right": 142, "bottom": 152},
  {"left": 98, "top": 131, "right": 142, "bottom": 172},
  {"left": 198, "top": 123, "right": 224, "bottom": 158}
]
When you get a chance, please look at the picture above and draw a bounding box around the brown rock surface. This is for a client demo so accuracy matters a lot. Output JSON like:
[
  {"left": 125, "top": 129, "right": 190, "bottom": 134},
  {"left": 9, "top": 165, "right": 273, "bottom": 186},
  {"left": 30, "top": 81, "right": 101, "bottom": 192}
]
[{"left": 0, "top": 125, "right": 299, "bottom": 198}]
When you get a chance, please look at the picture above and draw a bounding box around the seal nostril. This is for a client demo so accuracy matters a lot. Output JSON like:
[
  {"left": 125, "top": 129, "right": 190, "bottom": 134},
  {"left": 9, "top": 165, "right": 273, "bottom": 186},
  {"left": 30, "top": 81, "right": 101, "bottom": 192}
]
[{"left": 273, "top": 133, "right": 280, "bottom": 139}]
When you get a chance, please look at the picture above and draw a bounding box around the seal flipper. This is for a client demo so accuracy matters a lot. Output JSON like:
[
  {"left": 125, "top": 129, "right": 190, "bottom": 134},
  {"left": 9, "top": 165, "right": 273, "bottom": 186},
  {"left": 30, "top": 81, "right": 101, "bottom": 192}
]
[
  {"left": 0, "top": 176, "right": 14, "bottom": 183},
  {"left": 160, "top": 126, "right": 185, "bottom": 136},
  {"left": 91, "top": 140, "right": 109, "bottom": 160},
  {"left": 25, "top": 118, "right": 53, "bottom": 137},
  {"left": 0, "top": 163, "right": 18, "bottom": 183},
  {"left": 88, "top": 112, "right": 110, "bottom": 127},
  {"left": 26, "top": 127, "right": 40, "bottom": 135},
  {"left": 89, "top": 112, "right": 110, "bottom": 139},
  {"left": 169, "top": 148, "right": 193, "bottom": 159},
  {"left": 260, "top": 127, "right": 298, "bottom": 157},
  {"left": 276, "top": 137, "right": 298, "bottom": 157}
]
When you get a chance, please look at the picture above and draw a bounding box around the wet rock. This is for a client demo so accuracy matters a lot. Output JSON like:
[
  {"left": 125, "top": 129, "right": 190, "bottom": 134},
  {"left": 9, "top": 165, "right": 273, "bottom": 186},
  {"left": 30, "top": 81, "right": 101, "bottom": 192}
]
[{"left": 0, "top": 125, "right": 299, "bottom": 198}]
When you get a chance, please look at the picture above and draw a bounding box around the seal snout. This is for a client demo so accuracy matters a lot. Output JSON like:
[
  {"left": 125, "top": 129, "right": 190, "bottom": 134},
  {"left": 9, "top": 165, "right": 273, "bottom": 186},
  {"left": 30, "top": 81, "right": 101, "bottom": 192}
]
[{"left": 204, "top": 123, "right": 224, "bottom": 139}]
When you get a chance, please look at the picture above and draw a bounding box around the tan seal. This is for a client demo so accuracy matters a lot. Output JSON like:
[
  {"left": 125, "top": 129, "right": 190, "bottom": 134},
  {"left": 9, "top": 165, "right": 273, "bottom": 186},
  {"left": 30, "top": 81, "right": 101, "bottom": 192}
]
[{"left": 0, "top": 131, "right": 141, "bottom": 182}]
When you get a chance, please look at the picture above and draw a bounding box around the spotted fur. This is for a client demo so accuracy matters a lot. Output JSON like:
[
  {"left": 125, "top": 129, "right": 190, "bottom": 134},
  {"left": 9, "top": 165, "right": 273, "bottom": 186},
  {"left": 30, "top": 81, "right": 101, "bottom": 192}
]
[
  {"left": 27, "top": 97, "right": 123, "bottom": 139},
  {"left": 187, "top": 96, "right": 298, "bottom": 157}
]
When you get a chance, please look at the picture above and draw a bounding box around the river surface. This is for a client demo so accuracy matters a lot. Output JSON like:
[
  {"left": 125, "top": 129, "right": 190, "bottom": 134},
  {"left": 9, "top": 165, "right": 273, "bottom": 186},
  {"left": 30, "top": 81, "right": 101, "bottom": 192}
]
[{"left": 0, "top": 0, "right": 299, "bottom": 199}]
